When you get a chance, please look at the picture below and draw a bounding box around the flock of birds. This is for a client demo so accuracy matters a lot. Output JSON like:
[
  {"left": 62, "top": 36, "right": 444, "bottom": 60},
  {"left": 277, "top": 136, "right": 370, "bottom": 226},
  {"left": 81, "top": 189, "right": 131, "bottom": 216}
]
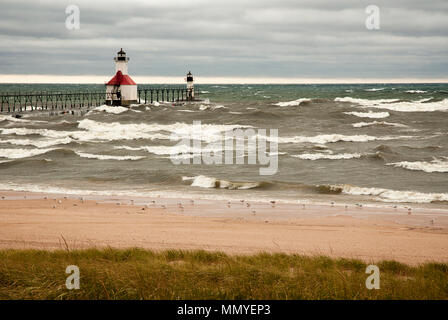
[{"left": 0, "top": 194, "right": 439, "bottom": 226}]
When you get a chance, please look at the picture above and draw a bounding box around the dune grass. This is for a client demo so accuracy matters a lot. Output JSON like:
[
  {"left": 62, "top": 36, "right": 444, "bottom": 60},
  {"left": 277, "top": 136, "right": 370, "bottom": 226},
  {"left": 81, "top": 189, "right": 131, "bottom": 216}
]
[{"left": 0, "top": 248, "right": 447, "bottom": 299}]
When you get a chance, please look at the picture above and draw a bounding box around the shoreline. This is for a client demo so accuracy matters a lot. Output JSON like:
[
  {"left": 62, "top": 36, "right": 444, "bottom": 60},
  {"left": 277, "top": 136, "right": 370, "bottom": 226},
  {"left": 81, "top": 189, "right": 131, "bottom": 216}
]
[{"left": 1, "top": 190, "right": 447, "bottom": 265}]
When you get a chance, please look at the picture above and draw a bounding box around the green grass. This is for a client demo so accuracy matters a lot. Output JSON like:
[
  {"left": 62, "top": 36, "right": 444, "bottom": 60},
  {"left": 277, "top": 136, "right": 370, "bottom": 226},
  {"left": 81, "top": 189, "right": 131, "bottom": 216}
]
[{"left": 0, "top": 248, "right": 447, "bottom": 299}]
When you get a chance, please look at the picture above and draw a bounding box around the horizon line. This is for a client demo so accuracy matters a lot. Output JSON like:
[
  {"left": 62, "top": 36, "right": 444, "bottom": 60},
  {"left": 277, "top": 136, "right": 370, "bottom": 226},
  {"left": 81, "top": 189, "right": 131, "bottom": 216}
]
[{"left": 0, "top": 74, "right": 447, "bottom": 85}]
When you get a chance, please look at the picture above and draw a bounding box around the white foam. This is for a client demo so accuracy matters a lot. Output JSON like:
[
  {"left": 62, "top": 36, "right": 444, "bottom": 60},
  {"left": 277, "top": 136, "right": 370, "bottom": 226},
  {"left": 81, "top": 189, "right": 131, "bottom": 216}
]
[
  {"left": 336, "top": 97, "right": 448, "bottom": 112},
  {"left": 0, "top": 115, "right": 48, "bottom": 124},
  {"left": 274, "top": 98, "right": 311, "bottom": 107},
  {"left": 405, "top": 90, "right": 427, "bottom": 93},
  {"left": 335, "top": 184, "right": 448, "bottom": 203},
  {"left": 274, "top": 134, "right": 397, "bottom": 144},
  {"left": 344, "top": 111, "right": 390, "bottom": 119},
  {"left": 292, "top": 153, "right": 361, "bottom": 160},
  {"left": 184, "top": 175, "right": 261, "bottom": 190},
  {"left": 0, "top": 127, "right": 73, "bottom": 139},
  {"left": 352, "top": 121, "right": 408, "bottom": 128},
  {"left": 364, "top": 88, "right": 386, "bottom": 92},
  {"left": 77, "top": 119, "right": 249, "bottom": 143},
  {"left": 114, "top": 144, "right": 233, "bottom": 158},
  {"left": 387, "top": 158, "right": 448, "bottom": 173},
  {"left": 0, "top": 148, "right": 56, "bottom": 159},
  {"left": 74, "top": 151, "right": 145, "bottom": 161},
  {"left": 336, "top": 97, "right": 401, "bottom": 106},
  {"left": 189, "top": 175, "right": 217, "bottom": 188},
  {"left": 0, "top": 115, "right": 32, "bottom": 123},
  {"left": 0, "top": 137, "right": 72, "bottom": 148},
  {"left": 199, "top": 104, "right": 226, "bottom": 111},
  {"left": 90, "top": 105, "right": 129, "bottom": 114}
]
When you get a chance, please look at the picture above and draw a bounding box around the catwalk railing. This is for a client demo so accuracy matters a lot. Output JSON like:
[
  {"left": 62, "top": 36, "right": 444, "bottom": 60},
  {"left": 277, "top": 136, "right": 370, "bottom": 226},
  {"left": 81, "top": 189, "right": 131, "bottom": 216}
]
[{"left": 0, "top": 88, "right": 195, "bottom": 113}]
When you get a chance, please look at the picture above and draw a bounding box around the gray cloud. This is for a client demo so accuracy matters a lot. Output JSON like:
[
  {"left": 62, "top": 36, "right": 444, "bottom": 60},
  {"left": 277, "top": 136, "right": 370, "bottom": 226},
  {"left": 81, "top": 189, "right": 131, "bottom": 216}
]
[{"left": 0, "top": 0, "right": 447, "bottom": 79}]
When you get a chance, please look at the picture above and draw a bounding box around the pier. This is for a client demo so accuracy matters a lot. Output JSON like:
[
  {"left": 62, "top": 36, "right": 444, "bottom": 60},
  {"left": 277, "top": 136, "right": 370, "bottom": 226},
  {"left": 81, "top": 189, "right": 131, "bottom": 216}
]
[{"left": 0, "top": 88, "right": 195, "bottom": 114}]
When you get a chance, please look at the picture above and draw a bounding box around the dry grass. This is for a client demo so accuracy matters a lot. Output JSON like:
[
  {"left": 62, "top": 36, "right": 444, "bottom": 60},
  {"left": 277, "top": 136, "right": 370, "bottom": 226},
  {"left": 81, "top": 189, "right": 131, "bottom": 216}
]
[{"left": 0, "top": 248, "right": 447, "bottom": 299}]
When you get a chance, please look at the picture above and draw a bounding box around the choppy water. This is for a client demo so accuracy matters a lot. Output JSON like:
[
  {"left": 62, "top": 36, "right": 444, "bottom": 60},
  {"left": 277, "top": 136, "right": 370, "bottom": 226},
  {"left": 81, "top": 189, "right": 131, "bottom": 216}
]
[{"left": 1, "top": 83, "right": 448, "bottom": 206}]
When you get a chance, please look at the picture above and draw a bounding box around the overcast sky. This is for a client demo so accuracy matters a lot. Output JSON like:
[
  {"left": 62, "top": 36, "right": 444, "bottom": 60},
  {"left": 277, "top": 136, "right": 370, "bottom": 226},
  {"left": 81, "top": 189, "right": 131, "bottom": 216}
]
[{"left": 0, "top": 0, "right": 447, "bottom": 82}]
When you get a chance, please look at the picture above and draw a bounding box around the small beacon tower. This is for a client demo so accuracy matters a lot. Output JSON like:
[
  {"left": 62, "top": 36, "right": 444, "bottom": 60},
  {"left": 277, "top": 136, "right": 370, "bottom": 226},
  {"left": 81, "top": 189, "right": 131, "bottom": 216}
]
[
  {"left": 106, "top": 48, "right": 138, "bottom": 106},
  {"left": 186, "top": 71, "right": 194, "bottom": 100}
]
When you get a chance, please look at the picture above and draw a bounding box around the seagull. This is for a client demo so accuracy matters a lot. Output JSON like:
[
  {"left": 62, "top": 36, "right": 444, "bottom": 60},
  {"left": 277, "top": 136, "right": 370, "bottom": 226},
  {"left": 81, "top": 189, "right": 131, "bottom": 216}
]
[
  {"left": 190, "top": 200, "right": 194, "bottom": 205},
  {"left": 408, "top": 208, "right": 412, "bottom": 215},
  {"left": 246, "top": 203, "right": 251, "bottom": 208},
  {"left": 345, "top": 205, "right": 348, "bottom": 210},
  {"left": 58, "top": 200, "right": 62, "bottom": 204},
  {"left": 331, "top": 201, "right": 335, "bottom": 207},
  {"left": 161, "top": 205, "right": 166, "bottom": 209},
  {"left": 270, "top": 200, "right": 276, "bottom": 207},
  {"left": 302, "top": 204, "right": 306, "bottom": 209}
]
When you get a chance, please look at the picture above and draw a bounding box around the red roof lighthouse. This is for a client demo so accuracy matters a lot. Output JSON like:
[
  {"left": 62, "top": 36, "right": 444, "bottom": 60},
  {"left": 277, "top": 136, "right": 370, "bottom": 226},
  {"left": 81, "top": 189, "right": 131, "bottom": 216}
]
[
  {"left": 106, "top": 70, "right": 137, "bottom": 86},
  {"left": 105, "top": 49, "right": 138, "bottom": 106}
]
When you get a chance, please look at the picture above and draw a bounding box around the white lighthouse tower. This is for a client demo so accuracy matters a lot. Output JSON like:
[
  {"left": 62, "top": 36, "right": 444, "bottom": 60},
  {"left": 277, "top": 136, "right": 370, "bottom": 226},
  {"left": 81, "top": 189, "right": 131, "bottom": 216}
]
[
  {"left": 105, "top": 48, "right": 138, "bottom": 106},
  {"left": 186, "top": 71, "right": 194, "bottom": 100}
]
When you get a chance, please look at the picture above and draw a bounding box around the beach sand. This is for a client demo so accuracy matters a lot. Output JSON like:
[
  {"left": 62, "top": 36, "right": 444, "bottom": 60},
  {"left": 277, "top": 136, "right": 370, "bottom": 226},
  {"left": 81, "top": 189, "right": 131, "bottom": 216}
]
[{"left": 0, "top": 191, "right": 447, "bottom": 265}]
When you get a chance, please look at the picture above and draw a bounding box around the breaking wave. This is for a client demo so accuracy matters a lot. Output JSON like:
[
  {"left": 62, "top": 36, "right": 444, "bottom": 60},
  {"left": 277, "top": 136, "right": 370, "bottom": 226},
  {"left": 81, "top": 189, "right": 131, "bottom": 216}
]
[
  {"left": 291, "top": 153, "right": 362, "bottom": 160},
  {"left": 405, "top": 90, "right": 427, "bottom": 94},
  {"left": 336, "top": 97, "right": 448, "bottom": 112},
  {"left": 274, "top": 98, "right": 312, "bottom": 107},
  {"left": 77, "top": 119, "right": 249, "bottom": 143},
  {"left": 275, "top": 134, "right": 400, "bottom": 144},
  {"left": 182, "top": 175, "right": 264, "bottom": 190},
  {"left": 387, "top": 157, "right": 448, "bottom": 173},
  {"left": 344, "top": 111, "right": 390, "bottom": 119},
  {"left": 0, "top": 137, "right": 72, "bottom": 148},
  {"left": 352, "top": 121, "right": 407, "bottom": 128},
  {"left": 74, "top": 151, "right": 145, "bottom": 161},
  {"left": 0, "top": 147, "right": 56, "bottom": 159},
  {"left": 88, "top": 105, "right": 129, "bottom": 114},
  {"left": 321, "top": 184, "right": 448, "bottom": 203}
]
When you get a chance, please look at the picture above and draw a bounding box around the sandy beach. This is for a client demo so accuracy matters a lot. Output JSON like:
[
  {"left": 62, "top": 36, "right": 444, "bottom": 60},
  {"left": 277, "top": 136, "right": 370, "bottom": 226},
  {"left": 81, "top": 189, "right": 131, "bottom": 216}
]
[{"left": 0, "top": 190, "right": 447, "bottom": 265}]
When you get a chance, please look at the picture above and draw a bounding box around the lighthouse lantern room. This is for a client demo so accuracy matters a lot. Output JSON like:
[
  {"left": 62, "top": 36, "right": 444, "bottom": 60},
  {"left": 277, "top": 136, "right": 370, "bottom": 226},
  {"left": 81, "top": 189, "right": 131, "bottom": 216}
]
[
  {"left": 186, "top": 71, "right": 194, "bottom": 100},
  {"left": 106, "top": 49, "right": 138, "bottom": 106}
]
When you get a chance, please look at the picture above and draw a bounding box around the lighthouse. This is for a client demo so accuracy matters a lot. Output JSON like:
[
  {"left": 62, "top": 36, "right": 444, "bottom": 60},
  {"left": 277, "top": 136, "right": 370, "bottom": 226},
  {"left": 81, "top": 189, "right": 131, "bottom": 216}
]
[
  {"left": 105, "top": 49, "right": 138, "bottom": 106},
  {"left": 186, "top": 71, "right": 194, "bottom": 100}
]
